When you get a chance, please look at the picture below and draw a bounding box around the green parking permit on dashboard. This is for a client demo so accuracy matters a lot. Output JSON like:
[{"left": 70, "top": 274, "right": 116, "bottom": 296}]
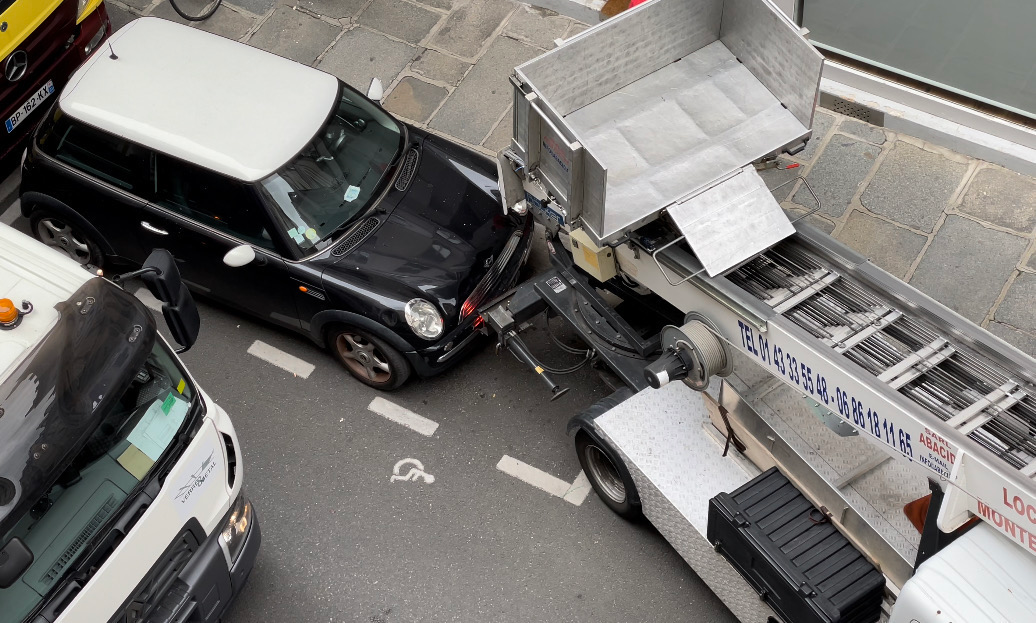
[{"left": 127, "top": 394, "right": 189, "bottom": 462}]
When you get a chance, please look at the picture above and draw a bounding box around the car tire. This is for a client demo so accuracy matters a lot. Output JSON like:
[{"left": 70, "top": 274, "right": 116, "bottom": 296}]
[
  {"left": 28, "top": 208, "right": 105, "bottom": 268},
  {"left": 329, "top": 325, "right": 412, "bottom": 390}
]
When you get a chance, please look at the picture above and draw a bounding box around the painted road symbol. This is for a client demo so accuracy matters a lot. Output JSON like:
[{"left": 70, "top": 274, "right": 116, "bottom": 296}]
[{"left": 390, "top": 458, "right": 435, "bottom": 484}]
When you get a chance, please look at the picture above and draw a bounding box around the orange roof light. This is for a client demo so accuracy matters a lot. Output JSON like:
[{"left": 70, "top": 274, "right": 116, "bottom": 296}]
[{"left": 0, "top": 298, "right": 18, "bottom": 325}]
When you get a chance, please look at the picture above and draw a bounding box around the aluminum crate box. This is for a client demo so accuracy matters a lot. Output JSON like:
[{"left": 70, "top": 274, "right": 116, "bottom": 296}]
[{"left": 510, "top": 0, "right": 823, "bottom": 251}]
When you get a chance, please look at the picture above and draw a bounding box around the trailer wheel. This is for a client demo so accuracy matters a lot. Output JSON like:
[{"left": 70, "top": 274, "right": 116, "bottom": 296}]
[
  {"left": 574, "top": 388, "right": 641, "bottom": 520},
  {"left": 576, "top": 431, "right": 639, "bottom": 519}
]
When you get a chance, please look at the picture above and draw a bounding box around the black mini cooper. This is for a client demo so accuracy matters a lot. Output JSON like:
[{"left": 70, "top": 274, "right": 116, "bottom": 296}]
[{"left": 19, "top": 18, "right": 532, "bottom": 389}]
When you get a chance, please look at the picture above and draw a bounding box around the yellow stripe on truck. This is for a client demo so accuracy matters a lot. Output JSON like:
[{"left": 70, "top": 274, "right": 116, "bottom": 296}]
[{"left": 0, "top": 0, "right": 63, "bottom": 61}]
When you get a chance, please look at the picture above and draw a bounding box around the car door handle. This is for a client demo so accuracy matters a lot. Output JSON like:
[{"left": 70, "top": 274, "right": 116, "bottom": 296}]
[{"left": 140, "top": 221, "right": 168, "bottom": 235}]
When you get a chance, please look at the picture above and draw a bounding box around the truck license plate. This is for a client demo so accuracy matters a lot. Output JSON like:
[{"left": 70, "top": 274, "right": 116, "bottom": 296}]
[{"left": 6, "top": 80, "right": 54, "bottom": 133}]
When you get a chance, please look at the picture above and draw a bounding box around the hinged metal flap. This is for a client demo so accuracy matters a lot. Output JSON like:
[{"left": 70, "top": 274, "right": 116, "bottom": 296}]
[{"left": 667, "top": 165, "right": 794, "bottom": 277}]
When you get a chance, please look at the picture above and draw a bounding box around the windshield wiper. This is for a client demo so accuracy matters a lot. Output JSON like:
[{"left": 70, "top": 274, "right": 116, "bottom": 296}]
[{"left": 356, "top": 166, "right": 373, "bottom": 187}]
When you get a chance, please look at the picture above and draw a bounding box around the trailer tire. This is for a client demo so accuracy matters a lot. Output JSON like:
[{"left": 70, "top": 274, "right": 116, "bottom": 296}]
[{"left": 574, "top": 387, "right": 641, "bottom": 520}]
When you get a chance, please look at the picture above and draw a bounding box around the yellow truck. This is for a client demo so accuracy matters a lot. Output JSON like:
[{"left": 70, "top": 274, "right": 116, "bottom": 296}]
[{"left": 0, "top": 0, "right": 109, "bottom": 162}]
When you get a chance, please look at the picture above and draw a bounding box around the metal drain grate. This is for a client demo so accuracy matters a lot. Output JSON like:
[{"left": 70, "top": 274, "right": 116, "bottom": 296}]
[
  {"left": 394, "top": 147, "right": 419, "bottom": 192},
  {"left": 819, "top": 93, "right": 885, "bottom": 126},
  {"left": 41, "top": 495, "right": 118, "bottom": 584},
  {"left": 331, "top": 217, "right": 379, "bottom": 257}
]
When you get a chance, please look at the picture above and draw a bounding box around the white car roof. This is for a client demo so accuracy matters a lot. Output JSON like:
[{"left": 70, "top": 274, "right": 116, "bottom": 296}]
[
  {"left": 59, "top": 17, "right": 339, "bottom": 182},
  {"left": 0, "top": 224, "right": 93, "bottom": 378}
]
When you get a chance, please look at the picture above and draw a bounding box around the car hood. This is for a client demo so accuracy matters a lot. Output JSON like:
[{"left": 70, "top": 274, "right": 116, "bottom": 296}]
[{"left": 322, "top": 136, "right": 512, "bottom": 319}]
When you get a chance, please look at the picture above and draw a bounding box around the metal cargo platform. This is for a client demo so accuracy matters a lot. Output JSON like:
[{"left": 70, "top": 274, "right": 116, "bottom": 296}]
[{"left": 510, "top": 0, "right": 823, "bottom": 267}]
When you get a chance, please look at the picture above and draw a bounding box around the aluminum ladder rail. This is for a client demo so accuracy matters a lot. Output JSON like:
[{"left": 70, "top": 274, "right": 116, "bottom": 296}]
[
  {"left": 720, "top": 239, "right": 1036, "bottom": 554},
  {"left": 634, "top": 229, "right": 1036, "bottom": 561}
]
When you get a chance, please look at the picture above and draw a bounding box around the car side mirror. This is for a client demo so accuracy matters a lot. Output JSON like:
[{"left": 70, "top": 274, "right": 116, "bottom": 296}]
[
  {"left": 367, "top": 78, "right": 384, "bottom": 103},
  {"left": 223, "top": 245, "right": 256, "bottom": 268},
  {"left": 0, "top": 538, "right": 33, "bottom": 589}
]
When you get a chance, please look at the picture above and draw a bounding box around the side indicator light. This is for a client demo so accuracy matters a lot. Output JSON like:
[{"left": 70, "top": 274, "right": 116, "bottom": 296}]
[{"left": 299, "top": 286, "right": 308, "bottom": 293}]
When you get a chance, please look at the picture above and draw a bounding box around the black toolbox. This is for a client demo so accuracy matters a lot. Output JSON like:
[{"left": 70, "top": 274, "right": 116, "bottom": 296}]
[{"left": 707, "top": 468, "right": 885, "bottom": 623}]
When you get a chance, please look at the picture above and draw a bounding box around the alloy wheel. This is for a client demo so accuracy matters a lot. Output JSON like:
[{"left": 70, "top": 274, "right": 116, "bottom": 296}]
[
  {"left": 35, "top": 218, "right": 94, "bottom": 265},
  {"left": 336, "top": 332, "right": 393, "bottom": 383}
]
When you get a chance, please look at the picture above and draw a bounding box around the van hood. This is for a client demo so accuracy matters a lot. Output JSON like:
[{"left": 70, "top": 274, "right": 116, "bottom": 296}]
[{"left": 0, "top": 278, "right": 154, "bottom": 537}]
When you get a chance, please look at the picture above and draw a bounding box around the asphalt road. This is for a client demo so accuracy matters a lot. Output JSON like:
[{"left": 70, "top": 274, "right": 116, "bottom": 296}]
[{"left": 2, "top": 175, "right": 736, "bottom": 622}]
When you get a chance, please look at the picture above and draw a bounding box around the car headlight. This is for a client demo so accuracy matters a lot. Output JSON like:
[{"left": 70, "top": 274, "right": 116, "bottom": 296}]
[
  {"left": 84, "top": 24, "right": 106, "bottom": 54},
  {"left": 220, "top": 495, "right": 253, "bottom": 565},
  {"left": 76, "top": 0, "right": 91, "bottom": 21},
  {"left": 404, "top": 299, "right": 444, "bottom": 339}
]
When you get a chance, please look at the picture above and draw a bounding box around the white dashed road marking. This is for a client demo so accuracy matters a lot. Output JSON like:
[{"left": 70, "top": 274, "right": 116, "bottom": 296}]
[
  {"left": 562, "top": 470, "right": 592, "bottom": 505},
  {"left": 495, "top": 455, "right": 592, "bottom": 506},
  {"left": 134, "top": 287, "right": 163, "bottom": 313},
  {"left": 247, "top": 340, "right": 315, "bottom": 379},
  {"left": 367, "top": 397, "right": 439, "bottom": 437}
]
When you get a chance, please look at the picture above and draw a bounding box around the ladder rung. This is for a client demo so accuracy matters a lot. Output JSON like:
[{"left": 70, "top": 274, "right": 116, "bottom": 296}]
[
  {"left": 773, "top": 272, "right": 839, "bottom": 314},
  {"left": 879, "top": 340, "right": 956, "bottom": 389},
  {"left": 958, "top": 389, "right": 1027, "bottom": 435},
  {"left": 946, "top": 382, "right": 1018, "bottom": 428},
  {"left": 887, "top": 346, "right": 955, "bottom": 389},
  {"left": 878, "top": 339, "right": 948, "bottom": 382},
  {"left": 833, "top": 310, "right": 903, "bottom": 354}
]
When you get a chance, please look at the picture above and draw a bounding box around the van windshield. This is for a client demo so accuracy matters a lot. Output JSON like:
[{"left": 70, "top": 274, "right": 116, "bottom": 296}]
[
  {"left": 258, "top": 80, "right": 404, "bottom": 257},
  {"left": 0, "top": 279, "right": 196, "bottom": 622}
]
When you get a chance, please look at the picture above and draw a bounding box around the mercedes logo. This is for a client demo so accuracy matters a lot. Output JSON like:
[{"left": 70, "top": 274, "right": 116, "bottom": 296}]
[{"left": 5, "top": 50, "right": 28, "bottom": 82}]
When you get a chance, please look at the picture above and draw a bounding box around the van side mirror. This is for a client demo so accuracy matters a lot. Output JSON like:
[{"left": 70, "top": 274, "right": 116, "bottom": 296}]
[
  {"left": 223, "top": 245, "right": 256, "bottom": 268},
  {"left": 140, "top": 250, "right": 200, "bottom": 353},
  {"left": 114, "top": 249, "right": 200, "bottom": 353},
  {"left": 0, "top": 538, "right": 33, "bottom": 589},
  {"left": 367, "top": 78, "right": 384, "bottom": 102}
]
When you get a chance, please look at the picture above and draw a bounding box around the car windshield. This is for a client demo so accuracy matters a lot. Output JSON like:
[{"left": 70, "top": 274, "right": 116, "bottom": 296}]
[
  {"left": 258, "top": 81, "right": 404, "bottom": 256},
  {"left": 0, "top": 280, "right": 196, "bottom": 623}
]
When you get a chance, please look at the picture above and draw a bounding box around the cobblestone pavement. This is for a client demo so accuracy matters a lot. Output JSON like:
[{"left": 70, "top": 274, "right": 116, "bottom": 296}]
[
  {"left": 760, "top": 109, "right": 1036, "bottom": 356},
  {"left": 107, "top": 0, "right": 1036, "bottom": 360}
]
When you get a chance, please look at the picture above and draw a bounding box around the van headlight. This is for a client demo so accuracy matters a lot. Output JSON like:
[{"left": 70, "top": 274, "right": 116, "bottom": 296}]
[
  {"left": 220, "top": 495, "right": 253, "bottom": 565},
  {"left": 404, "top": 299, "right": 444, "bottom": 339}
]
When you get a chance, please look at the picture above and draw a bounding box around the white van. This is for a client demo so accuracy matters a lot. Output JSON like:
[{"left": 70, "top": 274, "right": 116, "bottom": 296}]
[{"left": 0, "top": 223, "right": 259, "bottom": 622}]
